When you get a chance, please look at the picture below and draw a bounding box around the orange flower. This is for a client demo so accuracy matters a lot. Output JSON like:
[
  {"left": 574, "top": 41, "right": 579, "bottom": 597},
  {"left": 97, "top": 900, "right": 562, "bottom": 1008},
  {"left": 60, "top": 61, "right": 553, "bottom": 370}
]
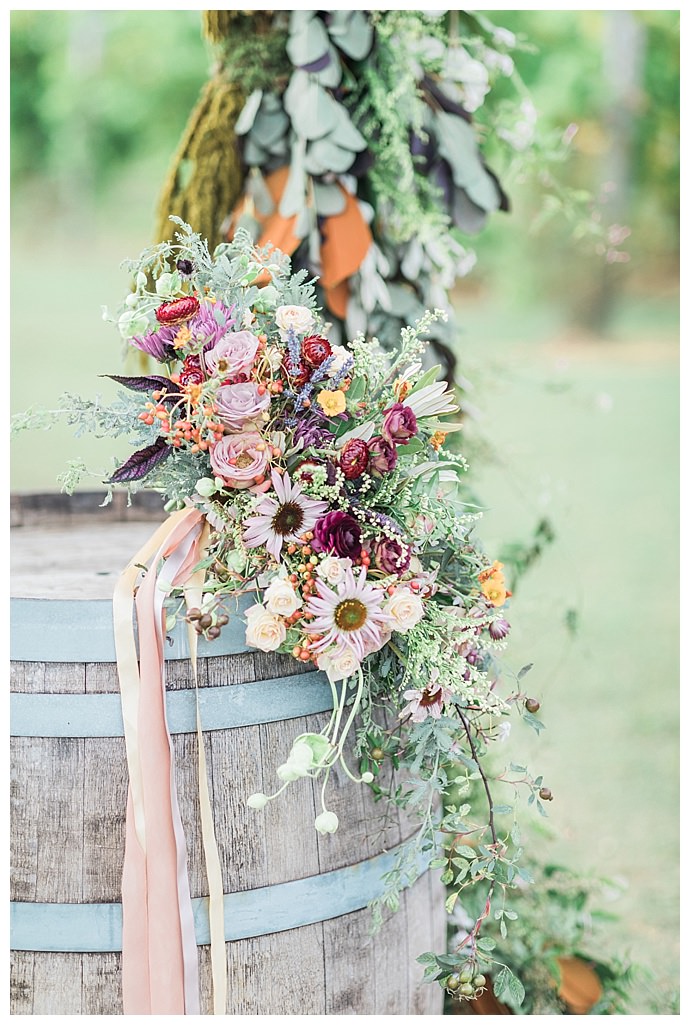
[
  {"left": 479, "top": 561, "right": 508, "bottom": 606},
  {"left": 481, "top": 577, "right": 508, "bottom": 607},
  {"left": 429, "top": 430, "right": 447, "bottom": 451},
  {"left": 394, "top": 378, "right": 411, "bottom": 401},
  {"left": 478, "top": 560, "right": 505, "bottom": 584}
]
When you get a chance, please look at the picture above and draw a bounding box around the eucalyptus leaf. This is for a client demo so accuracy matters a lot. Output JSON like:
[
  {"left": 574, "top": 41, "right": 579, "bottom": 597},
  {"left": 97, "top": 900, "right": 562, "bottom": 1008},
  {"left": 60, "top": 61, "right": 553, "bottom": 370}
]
[
  {"left": 279, "top": 138, "right": 306, "bottom": 218},
  {"left": 435, "top": 111, "right": 501, "bottom": 212},
  {"left": 234, "top": 89, "right": 263, "bottom": 136},
  {"left": 243, "top": 136, "right": 268, "bottom": 168},
  {"left": 251, "top": 108, "right": 290, "bottom": 149},
  {"left": 327, "top": 11, "right": 373, "bottom": 60},
  {"left": 329, "top": 102, "right": 367, "bottom": 151},
  {"left": 290, "top": 81, "right": 341, "bottom": 141},
  {"left": 287, "top": 15, "right": 330, "bottom": 68},
  {"left": 311, "top": 43, "right": 343, "bottom": 88},
  {"left": 304, "top": 137, "right": 356, "bottom": 174},
  {"left": 452, "top": 188, "right": 489, "bottom": 235},
  {"left": 313, "top": 182, "right": 347, "bottom": 216}
]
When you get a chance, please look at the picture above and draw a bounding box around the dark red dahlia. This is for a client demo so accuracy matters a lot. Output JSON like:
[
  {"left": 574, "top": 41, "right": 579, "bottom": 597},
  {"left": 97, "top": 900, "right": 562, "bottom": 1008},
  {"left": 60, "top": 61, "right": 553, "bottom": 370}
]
[
  {"left": 339, "top": 438, "right": 370, "bottom": 480},
  {"left": 179, "top": 354, "right": 205, "bottom": 387},
  {"left": 301, "top": 334, "right": 332, "bottom": 368},
  {"left": 155, "top": 295, "right": 200, "bottom": 326}
]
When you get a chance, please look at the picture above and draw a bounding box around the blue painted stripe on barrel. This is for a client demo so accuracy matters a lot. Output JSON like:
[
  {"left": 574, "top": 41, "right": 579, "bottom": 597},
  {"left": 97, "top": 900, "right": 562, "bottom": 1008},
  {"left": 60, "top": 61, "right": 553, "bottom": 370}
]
[
  {"left": 10, "top": 844, "right": 429, "bottom": 952},
  {"left": 10, "top": 671, "right": 333, "bottom": 738},
  {"left": 10, "top": 593, "right": 257, "bottom": 663}
]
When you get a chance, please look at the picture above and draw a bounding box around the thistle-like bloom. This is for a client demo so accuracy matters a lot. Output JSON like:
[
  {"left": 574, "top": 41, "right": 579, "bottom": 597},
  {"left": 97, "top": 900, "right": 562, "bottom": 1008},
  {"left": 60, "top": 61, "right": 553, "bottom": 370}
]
[
  {"left": 243, "top": 470, "right": 328, "bottom": 562},
  {"left": 306, "top": 567, "right": 391, "bottom": 661}
]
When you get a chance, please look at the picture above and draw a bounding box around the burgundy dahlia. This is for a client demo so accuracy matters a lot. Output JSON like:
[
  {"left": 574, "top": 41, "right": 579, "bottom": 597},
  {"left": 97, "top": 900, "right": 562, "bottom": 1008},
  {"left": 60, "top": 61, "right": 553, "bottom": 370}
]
[
  {"left": 374, "top": 537, "right": 411, "bottom": 576},
  {"left": 179, "top": 354, "right": 205, "bottom": 387},
  {"left": 382, "top": 402, "right": 417, "bottom": 445},
  {"left": 339, "top": 439, "right": 370, "bottom": 480},
  {"left": 155, "top": 295, "right": 200, "bottom": 326},
  {"left": 312, "top": 511, "right": 362, "bottom": 559},
  {"left": 367, "top": 435, "right": 398, "bottom": 475},
  {"left": 302, "top": 334, "right": 332, "bottom": 368}
]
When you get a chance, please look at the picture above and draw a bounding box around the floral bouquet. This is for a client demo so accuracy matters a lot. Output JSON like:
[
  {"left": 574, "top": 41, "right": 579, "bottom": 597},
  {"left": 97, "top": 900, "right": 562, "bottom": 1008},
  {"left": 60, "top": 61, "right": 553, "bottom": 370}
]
[{"left": 43, "top": 219, "right": 549, "bottom": 1009}]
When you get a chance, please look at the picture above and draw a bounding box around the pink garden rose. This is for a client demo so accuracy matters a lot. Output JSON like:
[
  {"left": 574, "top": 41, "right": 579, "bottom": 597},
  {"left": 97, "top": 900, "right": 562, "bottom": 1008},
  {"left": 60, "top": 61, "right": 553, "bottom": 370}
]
[
  {"left": 215, "top": 382, "right": 270, "bottom": 430},
  {"left": 209, "top": 431, "right": 270, "bottom": 489},
  {"left": 204, "top": 330, "right": 261, "bottom": 379}
]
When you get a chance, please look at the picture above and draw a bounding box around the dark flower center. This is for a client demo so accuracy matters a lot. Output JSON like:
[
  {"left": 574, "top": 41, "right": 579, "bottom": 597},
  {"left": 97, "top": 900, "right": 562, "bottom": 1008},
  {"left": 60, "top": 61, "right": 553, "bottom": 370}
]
[
  {"left": 419, "top": 686, "right": 442, "bottom": 708},
  {"left": 235, "top": 453, "right": 254, "bottom": 469},
  {"left": 272, "top": 501, "right": 305, "bottom": 536},
  {"left": 334, "top": 599, "right": 368, "bottom": 632}
]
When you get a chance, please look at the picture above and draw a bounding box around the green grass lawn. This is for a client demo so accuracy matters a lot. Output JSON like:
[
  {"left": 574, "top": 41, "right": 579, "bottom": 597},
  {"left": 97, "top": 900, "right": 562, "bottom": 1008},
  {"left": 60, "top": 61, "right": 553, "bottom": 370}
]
[
  {"left": 455, "top": 295, "right": 679, "bottom": 1013},
  {"left": 10, "top": 192, "right": 679, "bottom": 1013}
]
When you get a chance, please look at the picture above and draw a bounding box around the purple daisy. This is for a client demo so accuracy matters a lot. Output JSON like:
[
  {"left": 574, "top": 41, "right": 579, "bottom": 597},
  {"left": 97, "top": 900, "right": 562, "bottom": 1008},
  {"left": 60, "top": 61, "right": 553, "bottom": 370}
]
[
  {"left": 306, "top": 567, "right": 392, "bottom": 661},
  {"left": 243, "top": 471, "right": 328, "bottom": 562}
]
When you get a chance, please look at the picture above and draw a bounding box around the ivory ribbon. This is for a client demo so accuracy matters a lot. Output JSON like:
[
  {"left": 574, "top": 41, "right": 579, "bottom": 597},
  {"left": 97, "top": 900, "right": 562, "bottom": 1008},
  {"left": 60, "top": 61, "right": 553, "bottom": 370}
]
[{"left": 114, "top": 508, "right": 227, "bottom": 1015}]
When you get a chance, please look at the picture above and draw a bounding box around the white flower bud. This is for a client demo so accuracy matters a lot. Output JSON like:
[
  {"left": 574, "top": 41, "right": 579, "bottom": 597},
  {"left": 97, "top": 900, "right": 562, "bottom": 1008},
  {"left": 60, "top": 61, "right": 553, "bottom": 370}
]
[
  {"left": 155, "top": 270, "right": 181, "bottom": 297},
  {"left": 361, "top": 772, "right": 374, "bottom": 784},
  {"left": 195, "top": 477, "right": 217, "bottom": 498},
  {"left": 247, "top": 793, "right": 269, "bottom": 810},
  {"left": 136, "top": 271, "right": 148, "bottom": 290},
  {"left": 314, "top": 811, "right": 339, "bottom": 835}
]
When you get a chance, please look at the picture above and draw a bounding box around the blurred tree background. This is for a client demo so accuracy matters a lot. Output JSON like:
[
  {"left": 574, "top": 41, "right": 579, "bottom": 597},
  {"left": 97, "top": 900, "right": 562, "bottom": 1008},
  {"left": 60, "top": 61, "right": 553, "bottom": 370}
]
[{"left": 10, "top": 9, "right": 679, "bottom": 1014}]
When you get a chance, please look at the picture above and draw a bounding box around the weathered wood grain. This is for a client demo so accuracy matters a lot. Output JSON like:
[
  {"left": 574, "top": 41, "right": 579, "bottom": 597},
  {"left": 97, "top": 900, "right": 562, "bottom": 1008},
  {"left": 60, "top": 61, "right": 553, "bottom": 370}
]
[{"left": 10, "top": 510, "right": 447, "bottom": 1015}]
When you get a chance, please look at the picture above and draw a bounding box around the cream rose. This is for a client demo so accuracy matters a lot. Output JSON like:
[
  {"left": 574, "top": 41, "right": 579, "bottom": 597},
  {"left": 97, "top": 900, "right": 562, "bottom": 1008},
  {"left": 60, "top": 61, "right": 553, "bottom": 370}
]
[
  {"left": 263, "top": 576, "right": 302, "bottom": 617},
  {"left": 317, "top": 648, "right": 360, "bottom": 683},
  {"left": 316, "top": 555, "right": 352, "bottom": 587},
  {"left": 275, "top": 304, "right": 315, "bottom": 336},
  {"left": 244, "top": 603, "right": 286, "bottom": 652},
  {"left": 386, "top": 588, "right": 425, "bottom": 634},
  {"left": 325, "top": 344, "right": 352, "bottom": 378}
]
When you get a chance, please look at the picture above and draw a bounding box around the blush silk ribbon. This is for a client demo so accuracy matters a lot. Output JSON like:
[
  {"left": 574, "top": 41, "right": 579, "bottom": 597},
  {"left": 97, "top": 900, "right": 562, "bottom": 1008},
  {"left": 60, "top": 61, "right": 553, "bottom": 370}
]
[{"left": 113, "top": 508, "right": 226, "bottom": 1014}]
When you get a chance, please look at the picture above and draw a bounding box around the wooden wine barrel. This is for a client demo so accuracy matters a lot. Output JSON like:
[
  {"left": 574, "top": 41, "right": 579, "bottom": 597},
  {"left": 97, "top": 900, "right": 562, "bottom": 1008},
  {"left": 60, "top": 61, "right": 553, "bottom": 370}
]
[{"left": 10, "top": 494, "right": 446, "bottom": 1015}]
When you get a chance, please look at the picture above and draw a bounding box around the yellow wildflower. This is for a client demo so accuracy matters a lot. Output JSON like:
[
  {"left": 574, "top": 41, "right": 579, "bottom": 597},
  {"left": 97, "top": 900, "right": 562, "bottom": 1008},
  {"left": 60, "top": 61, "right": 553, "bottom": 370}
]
[
  {"left": 317, "top": 389, "right": 347, "bottom": 416},
  {"left": 173, "top": 326, "right": 192, "bottom": 349}
]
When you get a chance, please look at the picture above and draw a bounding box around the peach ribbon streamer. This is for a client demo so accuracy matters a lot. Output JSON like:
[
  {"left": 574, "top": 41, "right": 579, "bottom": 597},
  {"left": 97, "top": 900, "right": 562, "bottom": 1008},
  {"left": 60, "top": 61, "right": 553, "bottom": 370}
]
[
  {"left": 115, "top": 508, "right": 207, "bottom": 1014},
  {"left": 182, "top": 522, "right": 228, "bottom": 1015}
]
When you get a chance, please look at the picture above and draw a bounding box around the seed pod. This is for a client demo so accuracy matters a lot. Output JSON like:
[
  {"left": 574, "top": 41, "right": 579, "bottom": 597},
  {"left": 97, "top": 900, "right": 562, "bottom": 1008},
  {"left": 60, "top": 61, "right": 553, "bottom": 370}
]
[
  {"left": 186, "top": 607, "right": 202, "bottom": 621},
  {"left": 199, "top": 613, "right": 213, "bottom": 629},
  {"left": 539, "top": 786, "right": 553, "bottom": 801},
  {"left": 446, "top": 975, "right": 461, "bottom": 992},
  {"left": 370, "top": 748, "right": 385, "bottom": 761},
  {"left": 525, "top": 697, "right": 541, "bottom": 713}
]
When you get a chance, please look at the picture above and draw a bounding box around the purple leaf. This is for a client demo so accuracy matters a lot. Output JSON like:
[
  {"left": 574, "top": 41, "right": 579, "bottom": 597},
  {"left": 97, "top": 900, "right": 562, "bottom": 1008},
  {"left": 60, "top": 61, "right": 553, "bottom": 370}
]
[
  {"left": 109, "top": 437, "right": 172, "bottom": 484},
  {"left": 102, "top": 374, "right": 173, "bottom": 393}
]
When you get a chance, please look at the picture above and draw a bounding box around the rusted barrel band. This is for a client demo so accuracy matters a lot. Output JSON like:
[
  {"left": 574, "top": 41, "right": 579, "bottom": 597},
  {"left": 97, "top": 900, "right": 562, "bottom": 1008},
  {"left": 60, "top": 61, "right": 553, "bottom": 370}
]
[
  {"left": 10, "top": 671, "right": 332, "bottom": 738},
  {"left": 11, "top": 842, "right": 429, "bottom": 952},
  {"left": 10, "top": 593, "right": 257, "bottom": 663}
]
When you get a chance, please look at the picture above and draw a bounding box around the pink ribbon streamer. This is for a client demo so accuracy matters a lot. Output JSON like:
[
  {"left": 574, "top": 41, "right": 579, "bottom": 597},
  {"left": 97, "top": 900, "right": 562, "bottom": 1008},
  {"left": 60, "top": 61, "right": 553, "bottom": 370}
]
[{"left": 120, "top": 509, "right": 205, "bottom": 1015}]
